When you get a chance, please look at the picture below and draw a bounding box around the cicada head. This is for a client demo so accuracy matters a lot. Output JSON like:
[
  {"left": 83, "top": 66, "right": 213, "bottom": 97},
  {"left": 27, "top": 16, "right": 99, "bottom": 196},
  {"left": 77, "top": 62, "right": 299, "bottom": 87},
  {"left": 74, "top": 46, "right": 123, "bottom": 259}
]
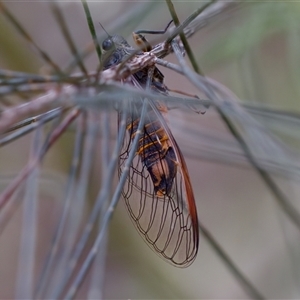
[{"left": 101, "top": 35, "right": 135, "bottom": 69}]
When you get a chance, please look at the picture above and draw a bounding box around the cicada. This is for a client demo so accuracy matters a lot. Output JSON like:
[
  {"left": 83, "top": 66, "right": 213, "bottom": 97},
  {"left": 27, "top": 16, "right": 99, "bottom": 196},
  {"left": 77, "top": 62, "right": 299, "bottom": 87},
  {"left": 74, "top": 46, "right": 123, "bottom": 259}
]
[{"left": 101, "top": 28, "right": 199, "bottom": 267}]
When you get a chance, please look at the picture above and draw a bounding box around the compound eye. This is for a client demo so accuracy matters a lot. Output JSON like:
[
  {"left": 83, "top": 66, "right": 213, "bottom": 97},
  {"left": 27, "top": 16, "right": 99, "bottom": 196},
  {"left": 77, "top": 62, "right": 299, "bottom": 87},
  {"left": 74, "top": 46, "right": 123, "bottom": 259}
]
[{"left": 102, "top": 38, "right": 113, "bottom": 51}]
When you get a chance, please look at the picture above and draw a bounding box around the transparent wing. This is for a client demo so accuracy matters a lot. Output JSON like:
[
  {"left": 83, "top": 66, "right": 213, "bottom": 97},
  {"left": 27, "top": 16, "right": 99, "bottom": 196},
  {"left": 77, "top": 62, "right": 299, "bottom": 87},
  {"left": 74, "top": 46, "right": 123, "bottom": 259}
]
[{"left": 119, "top": 100, "right": 199, "bottom": 267}]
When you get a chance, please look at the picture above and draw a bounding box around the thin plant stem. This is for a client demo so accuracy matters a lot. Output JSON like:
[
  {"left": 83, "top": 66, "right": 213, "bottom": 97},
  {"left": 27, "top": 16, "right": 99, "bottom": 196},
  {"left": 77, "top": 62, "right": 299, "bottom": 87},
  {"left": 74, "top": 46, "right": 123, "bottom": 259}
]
[{"left": 81, "top": 0, "right": 102, "bottom": 62}]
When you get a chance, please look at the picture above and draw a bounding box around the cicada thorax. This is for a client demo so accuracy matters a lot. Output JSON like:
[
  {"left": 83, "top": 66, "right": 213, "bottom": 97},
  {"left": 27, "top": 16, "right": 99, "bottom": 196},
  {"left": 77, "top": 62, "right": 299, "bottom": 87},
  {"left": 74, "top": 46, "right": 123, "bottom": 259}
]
[{"left": 126, "top": 108, "right": 177, "bottom": 197}]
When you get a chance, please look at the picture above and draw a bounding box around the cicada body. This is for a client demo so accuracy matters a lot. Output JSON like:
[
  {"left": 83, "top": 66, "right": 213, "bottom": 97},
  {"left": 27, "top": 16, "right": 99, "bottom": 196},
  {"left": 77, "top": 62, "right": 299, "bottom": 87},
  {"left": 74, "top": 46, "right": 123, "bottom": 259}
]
[
  {"left": 126, "top": 110, "right": 177, "bottom": 197},
  {"left": 102, "top": 33, "right": 199, "bottom": 267}
]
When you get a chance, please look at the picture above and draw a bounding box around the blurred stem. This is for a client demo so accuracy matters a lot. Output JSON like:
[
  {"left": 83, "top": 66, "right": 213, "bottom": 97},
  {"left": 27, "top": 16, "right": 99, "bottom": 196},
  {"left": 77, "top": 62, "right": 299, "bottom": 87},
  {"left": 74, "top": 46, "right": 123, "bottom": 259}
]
[
  {"left": 165, "top": 0, "right": 211, "bottom": 75},
  {"left": 50, "top": 2, "right": 88, "bottom": 76},
  {"left": 170, "top": 28, "right": 267, "bottom": 299},
  {"left": 170, "top": 0, "right": 300, "bottom": 236},
  {"left": 0, "top": 2, "right": 63, "bottom": 75},
  {"left": 0, "top": 18, "right": 38, "bottom": 72},
  {"left": 165, "top": 0, "right": 218, "bottom": 75},
  {"left": 218, "top": 110, "right": 300, "bottom": 230},
  {"left": 81, "top": 0, "right": 102, "bottom": 62},
  {"left": 199, "top": 222, "right": 265, "bottom": 299},
  {"left": 0, "top": 109, "right": 80, "bottom": 212}
]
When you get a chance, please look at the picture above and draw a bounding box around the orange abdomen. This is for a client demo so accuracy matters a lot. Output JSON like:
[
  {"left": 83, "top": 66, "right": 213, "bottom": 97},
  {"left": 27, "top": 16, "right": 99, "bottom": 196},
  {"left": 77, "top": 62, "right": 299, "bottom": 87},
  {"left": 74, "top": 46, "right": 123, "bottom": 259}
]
[{"left": 127, "top": 114, "right": 177, "bottom": 196}]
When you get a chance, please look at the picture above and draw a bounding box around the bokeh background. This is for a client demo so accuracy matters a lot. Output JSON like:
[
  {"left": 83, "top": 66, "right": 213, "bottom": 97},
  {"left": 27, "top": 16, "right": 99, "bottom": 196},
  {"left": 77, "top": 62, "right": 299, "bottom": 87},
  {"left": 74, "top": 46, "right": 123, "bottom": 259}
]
[{"left": 0, "top": 1, "right": 300, "bottom": 299}]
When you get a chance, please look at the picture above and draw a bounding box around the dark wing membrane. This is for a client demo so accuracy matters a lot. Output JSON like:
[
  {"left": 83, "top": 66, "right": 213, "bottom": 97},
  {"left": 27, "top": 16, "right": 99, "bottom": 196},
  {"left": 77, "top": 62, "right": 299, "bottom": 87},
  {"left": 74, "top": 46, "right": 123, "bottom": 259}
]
[{"left": 118, "top": 99, "right": 199, "bottom": 267}]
